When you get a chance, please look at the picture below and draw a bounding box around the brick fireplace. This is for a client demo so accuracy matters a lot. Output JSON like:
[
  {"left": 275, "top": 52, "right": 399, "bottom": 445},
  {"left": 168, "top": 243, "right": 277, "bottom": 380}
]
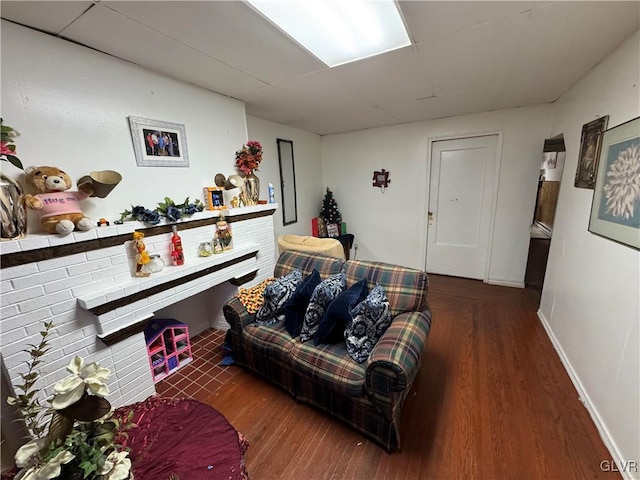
[{"left": 0, "top": 205, "right": 277, "bottom": 408}]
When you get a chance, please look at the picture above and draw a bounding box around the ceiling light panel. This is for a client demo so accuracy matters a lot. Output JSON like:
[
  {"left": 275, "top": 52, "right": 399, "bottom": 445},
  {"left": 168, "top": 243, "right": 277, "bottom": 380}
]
[{"left": 246, "top": 0, "right": 411, "bottom": 67}]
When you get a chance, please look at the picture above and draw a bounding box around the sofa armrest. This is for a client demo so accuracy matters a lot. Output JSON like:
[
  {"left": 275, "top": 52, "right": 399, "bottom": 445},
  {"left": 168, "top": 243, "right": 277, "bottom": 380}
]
[
  {"left": 223, "top": 296, "right": 256, "bottom": 334},
  {"left": 365, "top": 306, "right": 432, "bottom": 395}
]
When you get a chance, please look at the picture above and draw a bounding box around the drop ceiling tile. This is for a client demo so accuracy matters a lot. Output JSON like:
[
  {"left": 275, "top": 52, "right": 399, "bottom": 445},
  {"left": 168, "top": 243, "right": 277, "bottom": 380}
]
[
  {"left": 295, "top": 105, "right": 397, "bottom": 136},
  {"left": 103, "top": 1, "right": 326, "bottom": 84},
  {"left": 500, "top": 75, "right": 569, "bottom": 109},
  {"left": 0, "top": 1, "right": 94, "bottom": 34},
  {"left": 267, "top": 68, "right": 372, "bottom": 114},
  {"left": 416, "top": 13, "right": 527, "bottom": 96},
  {"left": 377, "top": 96, "right": 443, "bottom": 125},
  {"left": 504, "top": 1, "right": 640, "bottom": 107},
  {"left": 400, "top": 1, "right": 545, "bottom": 42},
  {"left": 244, "top": 85, "right": 306, "bottom": 126},
  {"left": 331, "top": 46, "right": 435, "bottom": 105},
  {"left": 438, "top": 84, "right": 506, "bottom": 118},
  {"left": 517, "top": 2, "right": 640, "bottom": 74},
  {"left": 60, "top": 3, "right": 264, "bottom": 99},
  {"left": 244, "top": 80, "right": 392, "bottom": 135}
]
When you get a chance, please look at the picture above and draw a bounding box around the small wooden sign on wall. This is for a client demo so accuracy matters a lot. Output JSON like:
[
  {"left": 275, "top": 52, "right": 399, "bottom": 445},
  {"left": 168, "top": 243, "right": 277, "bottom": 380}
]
[{"left": 373, "top": 169, "right": 390, "bottom": 192}]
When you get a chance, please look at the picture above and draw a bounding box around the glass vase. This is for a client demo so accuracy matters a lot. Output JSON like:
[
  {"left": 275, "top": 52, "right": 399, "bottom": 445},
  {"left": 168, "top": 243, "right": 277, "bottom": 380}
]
[
  {"left": 0, "top": 173, "right": 27, "bottom": 240},
  {"left": 242, "top": 172, "right": 260, "bottom": 206}
]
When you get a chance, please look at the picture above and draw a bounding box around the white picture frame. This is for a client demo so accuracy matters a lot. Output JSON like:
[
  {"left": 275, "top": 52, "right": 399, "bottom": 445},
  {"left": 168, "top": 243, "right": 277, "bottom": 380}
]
[{"left": 128, "top": 116, "right": 189, "bottom": 167}]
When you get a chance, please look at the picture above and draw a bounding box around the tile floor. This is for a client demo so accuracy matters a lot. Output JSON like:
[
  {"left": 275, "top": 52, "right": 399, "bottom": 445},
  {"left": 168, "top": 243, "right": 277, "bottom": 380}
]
[{"left": 154, "top": 328, "right": 239, "bottom": 402}]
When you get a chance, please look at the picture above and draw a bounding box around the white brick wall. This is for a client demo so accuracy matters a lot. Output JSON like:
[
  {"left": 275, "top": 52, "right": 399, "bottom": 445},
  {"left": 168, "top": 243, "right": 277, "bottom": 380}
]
[{"left": 0, "top": 206, "right": 277, "bottom": 408}]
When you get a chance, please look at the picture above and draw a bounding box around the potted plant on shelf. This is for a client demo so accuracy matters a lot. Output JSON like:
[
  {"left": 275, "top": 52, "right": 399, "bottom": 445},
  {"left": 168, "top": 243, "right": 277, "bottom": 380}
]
[
  {"left": 6, "top": 322, "right": 135, "bottom": 480},
  {"left": 234, "top": 140, "right": 263, "bottom": 206},
  {"left": 0, "top": 118, "right": 27, "bottom": 240}
]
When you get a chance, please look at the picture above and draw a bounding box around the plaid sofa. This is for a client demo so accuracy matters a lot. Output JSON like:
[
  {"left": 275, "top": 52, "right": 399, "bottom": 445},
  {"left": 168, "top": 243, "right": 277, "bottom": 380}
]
[{"left": 223, "top": 251, "right": 432, "bottom": 452}]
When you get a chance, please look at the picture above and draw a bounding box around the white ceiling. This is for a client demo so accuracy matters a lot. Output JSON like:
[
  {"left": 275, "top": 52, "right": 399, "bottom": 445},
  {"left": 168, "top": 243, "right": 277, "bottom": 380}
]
[{"left": 1, "top": 1, "right": 639, "bottom": 135}]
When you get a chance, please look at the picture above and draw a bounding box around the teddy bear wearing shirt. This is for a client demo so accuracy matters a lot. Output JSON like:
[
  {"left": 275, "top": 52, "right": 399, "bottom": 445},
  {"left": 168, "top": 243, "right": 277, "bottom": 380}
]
[{"left": 24, "top": 165, "right": 93, "bottom": 235}]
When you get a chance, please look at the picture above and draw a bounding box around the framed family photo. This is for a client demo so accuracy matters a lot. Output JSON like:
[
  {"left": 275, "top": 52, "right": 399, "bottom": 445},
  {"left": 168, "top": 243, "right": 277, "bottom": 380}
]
[
  {"left": 575, "top": 116, "right": 609, "bottom": 189},
  {"left": 588, "top": 116, "right": 640, "bottom": 250},
  {"left": 128, "top": 116, "right": 189, "bottom": 167}
]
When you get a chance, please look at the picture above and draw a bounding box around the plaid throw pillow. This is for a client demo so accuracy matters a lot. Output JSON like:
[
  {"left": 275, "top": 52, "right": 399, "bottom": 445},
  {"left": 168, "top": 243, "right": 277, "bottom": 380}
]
[
  {"left": 255, "top": 269, "right": 303, "bottom": 325},
  {"left": 344, "top": 285, "right": 391, "bottom": 363},
  {"left": 299, "top": 271, "right": 346, "bottom": 342}
]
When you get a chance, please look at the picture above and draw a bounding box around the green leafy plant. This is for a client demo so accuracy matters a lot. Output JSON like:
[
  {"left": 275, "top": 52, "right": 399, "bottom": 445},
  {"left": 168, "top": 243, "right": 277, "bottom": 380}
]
[
  {"left": 7, "top": 322, "right": 135, "bottom": 480},
  {"left": 0, "top": 118, "right": 23, "bottom": 170},
  {"left": 7, "top": 321, "right": 55, "bottom": 440}
]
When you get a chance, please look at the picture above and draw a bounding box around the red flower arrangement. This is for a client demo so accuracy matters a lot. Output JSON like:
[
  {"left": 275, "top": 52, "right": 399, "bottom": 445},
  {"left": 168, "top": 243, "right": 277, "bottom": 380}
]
[{"left": 235, "top": 140, "right": 263, "bottom": 175}]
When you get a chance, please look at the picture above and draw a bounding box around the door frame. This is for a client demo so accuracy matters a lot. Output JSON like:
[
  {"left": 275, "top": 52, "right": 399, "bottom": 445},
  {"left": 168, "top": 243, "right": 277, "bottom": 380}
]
[{"left": 423, "top": 130, "right": 504, "bottom": 283}]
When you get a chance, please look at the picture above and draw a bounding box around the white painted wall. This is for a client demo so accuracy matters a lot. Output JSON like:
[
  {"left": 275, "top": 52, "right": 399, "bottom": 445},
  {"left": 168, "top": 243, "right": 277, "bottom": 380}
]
[
  {"left": 1, "top": 21, "right": 248, "bottom": 228},
  {"left": 540, "top": 30, "right": 640, "bottom": 478},
  {"left": 321, "top": 105, "right": 553, "bottom": 285},
  {"left": 247, "top": 115, "right": 323, "bottom": 240}
]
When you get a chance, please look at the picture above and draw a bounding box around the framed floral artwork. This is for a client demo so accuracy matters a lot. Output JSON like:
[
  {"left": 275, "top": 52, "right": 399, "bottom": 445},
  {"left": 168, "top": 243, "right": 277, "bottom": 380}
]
[
  {"left": 588, "top": 117, "right": 640, "bottom": 249},
  {"left": 128, "top": 116, "right": 189, "bottom": 167},
  {"left": 575, "top": 116, "right": 609, "bottom": 189}
]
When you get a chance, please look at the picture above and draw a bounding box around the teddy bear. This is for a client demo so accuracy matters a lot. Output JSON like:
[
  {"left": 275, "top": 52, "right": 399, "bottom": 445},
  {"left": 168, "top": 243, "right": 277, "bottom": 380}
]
[{"left": 23, "top": 166, "right": 94, "bottom": 235}]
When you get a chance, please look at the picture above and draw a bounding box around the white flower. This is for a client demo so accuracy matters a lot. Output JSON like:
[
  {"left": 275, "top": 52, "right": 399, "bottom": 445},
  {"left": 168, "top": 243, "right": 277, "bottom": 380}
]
[
  {"left": 6, "top": 128, "right": 20, "bottom": 140},
  {"left": 51, "top": 356, "right": 110, "bottom": 410},
  {"left": 15, "top": 439, "right": 47, "bottom": 468},
  {"left": 15, "top": 441, "right": 74, "bottom": 480},
  {"left": 99, "top": 450, "right": 132, "bottom": 480},
  {"left": 603, "top": 142, "right": 640, "bottom": 219}
]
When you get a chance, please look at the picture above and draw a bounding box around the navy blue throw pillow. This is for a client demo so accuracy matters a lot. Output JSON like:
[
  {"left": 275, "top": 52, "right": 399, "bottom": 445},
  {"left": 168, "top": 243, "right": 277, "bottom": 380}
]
[
  {"left": 284, "top": 270, "right": 322, "bottom": 337},
  {"left": 255, "top": 269, "right": 303, "bottom": 325},
  {"left": 344, "top": 285, "right": 391, "bottom": 363},
  {"left": 314, "top": 279, "right": 368, "bottom": 346},
  {"left": 299, "top": 272, "right": 346, "bottom": 343}
]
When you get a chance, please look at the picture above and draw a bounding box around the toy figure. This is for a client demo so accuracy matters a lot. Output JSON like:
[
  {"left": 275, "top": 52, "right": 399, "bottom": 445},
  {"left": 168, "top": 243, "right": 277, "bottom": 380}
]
[{"left": 133, "top": 231, "right": 151, "bottom": 277}]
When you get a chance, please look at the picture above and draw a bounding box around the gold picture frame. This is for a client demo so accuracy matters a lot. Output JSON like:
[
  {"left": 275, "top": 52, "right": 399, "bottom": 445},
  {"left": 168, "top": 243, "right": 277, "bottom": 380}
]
[{"left": 575, "top": 116, "right": 609, "bottom": 189}]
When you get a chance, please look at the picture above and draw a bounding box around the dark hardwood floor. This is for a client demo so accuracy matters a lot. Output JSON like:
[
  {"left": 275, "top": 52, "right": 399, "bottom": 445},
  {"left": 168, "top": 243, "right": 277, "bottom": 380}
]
[{"left": 204, "top": 275, "right": 618, "bottom": 479}]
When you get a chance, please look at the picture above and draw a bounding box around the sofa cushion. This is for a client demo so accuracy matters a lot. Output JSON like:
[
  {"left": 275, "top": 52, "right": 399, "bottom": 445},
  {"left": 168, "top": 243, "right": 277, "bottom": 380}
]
[
  {"left": 314, "top": 279, "right": 369, "bottom": 346},
  {"left": 345, "top": 285, "right": 392, "bottom": 364},
  {"left": 274, "top": 251, "right": 344, "bottom": 279},
  {"left": 242, "top": 319, "right": 297, "bottom": 364},
  {"left": 299, "top": 272, "right": 346, "bottom": 342},
  {"left": 255, "top": 269, "right": 303, "bottom": 325},
  {"left": 344, "top": 260, "right": 428, "bottom": 317},
  {"left": 289, "top": 341, "right": 365, "bottom": 397},
  {"left": 284, "top": 270, "right": 322, "bottom": 338}
]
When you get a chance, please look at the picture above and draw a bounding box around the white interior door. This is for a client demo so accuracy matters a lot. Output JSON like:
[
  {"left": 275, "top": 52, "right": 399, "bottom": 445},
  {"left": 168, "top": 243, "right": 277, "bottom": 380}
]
[{"left": 426, "top": 135, "right": 498, "bottom": 280}]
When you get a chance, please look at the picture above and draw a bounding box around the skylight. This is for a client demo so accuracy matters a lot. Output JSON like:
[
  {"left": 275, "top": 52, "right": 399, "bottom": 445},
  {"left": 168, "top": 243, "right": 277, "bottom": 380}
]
[{"left": 246, "top": 0, "right": 411, "bottom": 67}]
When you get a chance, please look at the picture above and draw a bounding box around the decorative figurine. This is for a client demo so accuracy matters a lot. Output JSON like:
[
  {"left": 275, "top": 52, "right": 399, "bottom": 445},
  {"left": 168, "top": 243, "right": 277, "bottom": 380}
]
[{"left": 133, "top": 231, "right": 151, "bottom": 277}]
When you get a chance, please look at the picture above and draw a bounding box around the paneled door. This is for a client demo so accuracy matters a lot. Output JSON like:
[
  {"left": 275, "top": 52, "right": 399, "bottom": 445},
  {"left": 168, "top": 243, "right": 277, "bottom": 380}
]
[{"left": 426, "top": 135, "right": 498, "bottom": 280}]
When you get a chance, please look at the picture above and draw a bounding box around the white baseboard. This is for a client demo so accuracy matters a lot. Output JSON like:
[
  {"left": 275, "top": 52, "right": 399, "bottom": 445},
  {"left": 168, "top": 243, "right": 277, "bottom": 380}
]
[
  {"left": 537, "top": 310, "right": 636, "bottom": 480},
  {"left": 486, "top": 278, "right": 525, "bottom": 288}
]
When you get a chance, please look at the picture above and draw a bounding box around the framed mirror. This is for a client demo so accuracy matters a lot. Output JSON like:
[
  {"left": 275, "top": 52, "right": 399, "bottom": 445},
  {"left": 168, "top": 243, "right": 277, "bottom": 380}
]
[{"left": 277, "top": 139, "right": 298, "bottom": 226}]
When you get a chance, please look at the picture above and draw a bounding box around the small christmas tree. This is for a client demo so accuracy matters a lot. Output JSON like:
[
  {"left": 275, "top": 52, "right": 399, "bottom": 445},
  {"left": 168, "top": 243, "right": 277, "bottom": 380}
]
[{"left": 319, "top": 187, "right": 342, "bottom": 230}]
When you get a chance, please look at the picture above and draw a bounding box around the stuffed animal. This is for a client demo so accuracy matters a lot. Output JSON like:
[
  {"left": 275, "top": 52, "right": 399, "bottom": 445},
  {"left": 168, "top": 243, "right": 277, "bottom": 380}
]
[{"left": 23, "top": 166, "right": 94, "bottom": 235}]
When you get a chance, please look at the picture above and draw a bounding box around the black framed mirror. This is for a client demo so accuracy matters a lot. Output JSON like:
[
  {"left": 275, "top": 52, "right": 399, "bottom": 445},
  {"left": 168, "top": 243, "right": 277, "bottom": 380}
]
[{"left": 277, "top": 139, "right": 298, "bottom": 225}]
